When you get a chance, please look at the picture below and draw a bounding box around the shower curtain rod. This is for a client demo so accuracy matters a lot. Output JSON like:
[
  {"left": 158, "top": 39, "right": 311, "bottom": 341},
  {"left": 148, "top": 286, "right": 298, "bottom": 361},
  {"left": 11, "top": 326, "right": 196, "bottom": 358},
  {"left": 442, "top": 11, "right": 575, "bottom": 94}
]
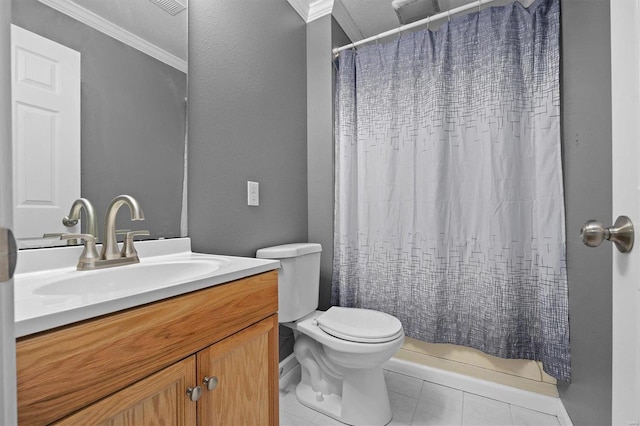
[{"left": 333, "top": 0, "right": 502, "bottom": 55}]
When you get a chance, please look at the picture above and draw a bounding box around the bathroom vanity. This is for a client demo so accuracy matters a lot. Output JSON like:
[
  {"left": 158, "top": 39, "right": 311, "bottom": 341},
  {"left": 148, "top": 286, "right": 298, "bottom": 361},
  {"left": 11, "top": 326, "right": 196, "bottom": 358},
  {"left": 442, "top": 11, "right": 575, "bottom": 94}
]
[{"left": 14, "top": 239, "right": 279, "bottom": 425}]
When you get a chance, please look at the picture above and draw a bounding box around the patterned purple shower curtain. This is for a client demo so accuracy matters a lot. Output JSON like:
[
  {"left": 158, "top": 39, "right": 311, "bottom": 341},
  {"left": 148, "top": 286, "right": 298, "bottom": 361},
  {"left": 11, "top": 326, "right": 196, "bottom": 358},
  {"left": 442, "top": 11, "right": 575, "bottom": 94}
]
[{"left": 332, "top": 0, "right": 569, "bottom": 381}]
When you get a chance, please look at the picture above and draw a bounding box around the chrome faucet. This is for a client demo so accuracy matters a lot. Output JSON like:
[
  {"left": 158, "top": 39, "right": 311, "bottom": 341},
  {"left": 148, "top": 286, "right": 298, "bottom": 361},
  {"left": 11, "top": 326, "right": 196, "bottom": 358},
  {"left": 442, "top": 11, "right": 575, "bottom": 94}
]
[
  {"left": 62, "top": 198, "right": 99, "bottom": 244},
  {"left": 61, "top": 195, "right": 149, "bottom": 270},
  {"left": 101, "top": 195, "right": 145, "bottom": 260}
]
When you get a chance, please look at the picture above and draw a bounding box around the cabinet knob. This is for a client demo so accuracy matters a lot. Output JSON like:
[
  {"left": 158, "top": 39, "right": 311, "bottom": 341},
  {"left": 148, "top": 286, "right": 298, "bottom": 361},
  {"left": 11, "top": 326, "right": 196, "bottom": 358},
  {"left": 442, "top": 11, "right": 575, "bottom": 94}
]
[
  {"left": 203, "top": 376, "right": 219, "bottom": 391},
  {"left": 186, "top": 386, "right": 202, "bottom": 402}
]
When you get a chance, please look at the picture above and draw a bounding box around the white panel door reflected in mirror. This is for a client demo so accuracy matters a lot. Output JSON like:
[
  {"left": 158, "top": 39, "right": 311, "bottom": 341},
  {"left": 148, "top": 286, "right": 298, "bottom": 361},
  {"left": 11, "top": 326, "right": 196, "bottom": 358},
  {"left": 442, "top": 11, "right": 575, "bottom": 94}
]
[{"left": 11, "top": 24, "right": 81, "bottom": 248}]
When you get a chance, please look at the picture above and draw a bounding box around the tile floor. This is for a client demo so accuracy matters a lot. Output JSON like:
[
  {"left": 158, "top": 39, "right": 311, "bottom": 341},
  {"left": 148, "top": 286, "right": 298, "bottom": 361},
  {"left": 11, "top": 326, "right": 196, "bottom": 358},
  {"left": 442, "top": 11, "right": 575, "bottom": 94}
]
[{"left": 279, "top": 365, "right": 561, "bottom": 426}]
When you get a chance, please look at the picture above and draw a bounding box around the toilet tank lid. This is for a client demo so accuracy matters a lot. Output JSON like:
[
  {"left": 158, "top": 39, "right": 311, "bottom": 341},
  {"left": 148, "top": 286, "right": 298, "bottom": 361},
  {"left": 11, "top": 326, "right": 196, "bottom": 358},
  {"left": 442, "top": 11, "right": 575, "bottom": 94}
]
[{"left": 256, "top": 243, "right": 322, "bottom": 259}]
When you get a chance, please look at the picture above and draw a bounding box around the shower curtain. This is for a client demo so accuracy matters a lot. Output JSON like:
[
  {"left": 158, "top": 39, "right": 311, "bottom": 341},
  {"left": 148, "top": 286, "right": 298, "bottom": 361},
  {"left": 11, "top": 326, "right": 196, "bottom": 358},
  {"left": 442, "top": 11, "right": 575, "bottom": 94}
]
[{"left": 332, "top": 0, "right": 569, "bottom": 381}]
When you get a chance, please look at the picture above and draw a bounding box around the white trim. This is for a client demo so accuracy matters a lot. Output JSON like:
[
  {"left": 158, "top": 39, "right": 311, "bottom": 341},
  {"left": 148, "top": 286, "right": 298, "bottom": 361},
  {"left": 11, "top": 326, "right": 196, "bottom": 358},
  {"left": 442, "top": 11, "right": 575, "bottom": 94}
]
[
  {"left": 279, "top": 353, "right": 299, "bottom": 378},
  {"left": 37, "top": 0, "right": 187, "bottom": 73},
  {"left": 332, "top": 0, "right": 363, "bottom": 43},
  {"left": 285, "top": 0, "right": 363, "bottom": 44},
  {"left": 308, "top": 0, "right": 334, "bottom": 22},
  {"left": 383, "top": 357, "right": 568, "bottom": 419},
  {"left": 611, "top": 0, "right": 640, "bottom": 424},
  {"left": 556, "top": 401, "right": 573, "bottom": 426}
]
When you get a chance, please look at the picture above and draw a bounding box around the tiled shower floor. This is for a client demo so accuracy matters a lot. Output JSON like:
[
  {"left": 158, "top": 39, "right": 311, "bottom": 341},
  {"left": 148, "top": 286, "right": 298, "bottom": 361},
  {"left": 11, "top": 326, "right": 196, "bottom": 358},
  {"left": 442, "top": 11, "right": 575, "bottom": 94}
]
[{"left": 279, "top": 365, "right": 561, "bottom": 426}]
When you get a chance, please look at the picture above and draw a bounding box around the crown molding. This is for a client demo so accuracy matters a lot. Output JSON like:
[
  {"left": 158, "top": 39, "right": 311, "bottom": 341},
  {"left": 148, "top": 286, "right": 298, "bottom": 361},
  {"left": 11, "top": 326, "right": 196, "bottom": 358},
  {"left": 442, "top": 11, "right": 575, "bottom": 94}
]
[
  {"left": 307, "top": 0, "right": 334, "bottom": 22},
  {"left": 286, "top": 0, "right": 362, "bottom": 42},
  {"left": 38, "top": 0, "right": 187, "bottom": 73},
  {"left": 286, "top": 0, "right": 333, "bottom": 23}
]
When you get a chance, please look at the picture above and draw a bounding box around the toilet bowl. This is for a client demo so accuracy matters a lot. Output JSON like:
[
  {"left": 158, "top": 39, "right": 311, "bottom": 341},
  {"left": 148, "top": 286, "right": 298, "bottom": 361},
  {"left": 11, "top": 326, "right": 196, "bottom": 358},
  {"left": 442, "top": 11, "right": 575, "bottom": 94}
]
[
  {"left": 256, "top": 243, "right": 405, "bottom": 426},
  {"left": 283, "top": 308, "right": 404, "bottom": 426},
  {"left": 296, "top": 307, "right": 404, "bottom": 366}
]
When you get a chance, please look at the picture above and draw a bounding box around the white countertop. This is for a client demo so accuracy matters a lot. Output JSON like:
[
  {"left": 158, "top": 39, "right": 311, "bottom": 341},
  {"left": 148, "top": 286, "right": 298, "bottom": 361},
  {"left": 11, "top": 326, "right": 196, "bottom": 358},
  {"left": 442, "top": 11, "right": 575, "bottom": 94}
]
[{"left": 14, "top": 238, "right": 280, "bottom": 338}]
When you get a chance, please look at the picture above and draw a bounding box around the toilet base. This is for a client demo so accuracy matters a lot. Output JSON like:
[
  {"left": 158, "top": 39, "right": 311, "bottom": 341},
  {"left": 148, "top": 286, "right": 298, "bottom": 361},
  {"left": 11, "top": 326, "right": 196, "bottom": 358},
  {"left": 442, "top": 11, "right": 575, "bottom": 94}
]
[{"left": 296, "top": 366, "right": 392, "bottom": 426}]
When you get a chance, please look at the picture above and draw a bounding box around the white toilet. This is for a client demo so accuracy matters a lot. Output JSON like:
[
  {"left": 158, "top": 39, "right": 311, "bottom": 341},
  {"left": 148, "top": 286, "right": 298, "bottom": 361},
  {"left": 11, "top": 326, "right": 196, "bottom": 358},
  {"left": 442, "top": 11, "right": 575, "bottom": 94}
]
[{"left": 256, "top": 243, "right": 405, "bottom": 426}]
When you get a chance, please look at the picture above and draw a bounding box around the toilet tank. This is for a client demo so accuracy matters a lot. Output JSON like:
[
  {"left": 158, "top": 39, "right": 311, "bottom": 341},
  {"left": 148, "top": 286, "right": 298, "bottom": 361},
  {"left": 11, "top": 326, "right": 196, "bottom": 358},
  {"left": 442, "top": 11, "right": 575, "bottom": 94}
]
[{"left": 256, "top": 243, "right": 322, "bottom": 323}]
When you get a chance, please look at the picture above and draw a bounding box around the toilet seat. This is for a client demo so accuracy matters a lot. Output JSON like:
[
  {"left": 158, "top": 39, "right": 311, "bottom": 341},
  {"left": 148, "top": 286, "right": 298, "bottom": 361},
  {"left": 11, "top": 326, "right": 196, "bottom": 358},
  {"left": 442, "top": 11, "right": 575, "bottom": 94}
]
[{"left": 316, "top": 307, "right": 403, "bottom": 343}]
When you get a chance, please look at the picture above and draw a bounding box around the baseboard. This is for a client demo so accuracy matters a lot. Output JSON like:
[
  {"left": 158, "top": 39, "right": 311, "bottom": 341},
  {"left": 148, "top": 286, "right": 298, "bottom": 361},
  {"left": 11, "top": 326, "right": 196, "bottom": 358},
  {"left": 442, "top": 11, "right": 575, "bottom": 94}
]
[
  {"left": 279, "top": 352, "right": 299, "bottom": 378},
  {"left": 555, "top": 400, "right": 574, "bottom": 426},
  {"left": 383, "top": 357, "right": 570, "bottom": 421}
]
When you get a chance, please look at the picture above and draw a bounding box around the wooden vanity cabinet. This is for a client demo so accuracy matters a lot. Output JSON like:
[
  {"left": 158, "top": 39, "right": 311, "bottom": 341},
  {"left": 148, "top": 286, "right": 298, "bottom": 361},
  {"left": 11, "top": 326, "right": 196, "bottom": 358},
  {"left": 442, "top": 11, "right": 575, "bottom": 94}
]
[
  {"left": 54, "top": 355, "right": 198, "bottom": 425},
  {"left": 16, "top": 271, "right": 279, "bottom": 426},
  {"left": 197, "top": 317, "right": 273, "bottom": 425}
]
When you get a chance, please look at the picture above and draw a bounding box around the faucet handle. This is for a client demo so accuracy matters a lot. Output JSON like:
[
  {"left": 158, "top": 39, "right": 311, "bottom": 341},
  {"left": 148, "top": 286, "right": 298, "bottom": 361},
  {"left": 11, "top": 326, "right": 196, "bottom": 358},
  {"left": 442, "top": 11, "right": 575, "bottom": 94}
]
[
  {"left": 115, "top": 229, "right": 132, "bottom": 243},
  {"left": 122, "top": 230, "right": 150, "bottom": 258},
  {"left": 61, "top": 234, "right": 100, "bottom": 269},
  {"left": 61, "top": 233, "right": 96, "bottom": 242},
  {"left": 43, "top": 233, "right": 66, "bottom": 238},
  {"left": 46, "top": 232, "right": 74, "bottom": 245}
]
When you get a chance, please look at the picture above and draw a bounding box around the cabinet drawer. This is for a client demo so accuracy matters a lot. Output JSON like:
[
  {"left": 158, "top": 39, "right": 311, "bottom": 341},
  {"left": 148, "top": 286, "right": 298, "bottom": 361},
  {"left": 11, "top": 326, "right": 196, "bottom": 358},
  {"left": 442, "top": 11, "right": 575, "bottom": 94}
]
[{"left": 17, "top": 270, "right": 278, "bottom": 425}]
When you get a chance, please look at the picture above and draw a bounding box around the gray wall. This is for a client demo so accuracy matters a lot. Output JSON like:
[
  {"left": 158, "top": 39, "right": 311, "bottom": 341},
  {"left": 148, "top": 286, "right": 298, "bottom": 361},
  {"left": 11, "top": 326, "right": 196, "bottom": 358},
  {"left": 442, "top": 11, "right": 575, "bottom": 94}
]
[
  {"left": 191, "top": 0, "right": 615, "bottom": 421},
  {"left": 307, "top": 15, "right": 334, "bottom": 310},
  {"left": 188, "top": 0, "right": 307, "bottom": 257},
  {"left": 188, "top": 0, "right": 307, "bottom": 363},
  {"left": 558, "top": 0, "right": 613, "bottom": 424},
  {"left": 12, "top": 0, "right": 186, "bottom": 240},
  {"left": 307, "top": 16, "right": 352, "bottom": 311}
]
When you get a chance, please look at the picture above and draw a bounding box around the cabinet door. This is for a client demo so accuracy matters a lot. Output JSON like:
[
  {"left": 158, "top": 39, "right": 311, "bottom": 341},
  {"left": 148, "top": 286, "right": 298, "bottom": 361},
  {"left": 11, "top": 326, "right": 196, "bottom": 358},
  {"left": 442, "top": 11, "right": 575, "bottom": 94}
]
[
  {"left": 198, "top": 315, "right": 278, "bottom": 426},
  {"left": 54, "top": 356, "right": 197, "bottom": 425}
]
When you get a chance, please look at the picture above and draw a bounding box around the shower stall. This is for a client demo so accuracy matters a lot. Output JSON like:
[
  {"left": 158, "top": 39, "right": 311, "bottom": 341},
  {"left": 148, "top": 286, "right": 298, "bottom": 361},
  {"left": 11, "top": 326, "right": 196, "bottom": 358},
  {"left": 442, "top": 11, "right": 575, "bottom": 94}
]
[{"left": 331, "top": 0, "right": 569, "bottom": 383}]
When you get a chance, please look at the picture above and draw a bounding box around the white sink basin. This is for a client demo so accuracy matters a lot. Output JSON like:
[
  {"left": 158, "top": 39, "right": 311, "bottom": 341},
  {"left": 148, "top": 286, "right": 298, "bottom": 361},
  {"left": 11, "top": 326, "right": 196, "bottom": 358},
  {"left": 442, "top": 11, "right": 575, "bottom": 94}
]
[
  {"left": 33, "top": 259, "right": 228, "bottom": 296},
  {"left": 13, "top": 238, "right": 281, "bottom": 338}
]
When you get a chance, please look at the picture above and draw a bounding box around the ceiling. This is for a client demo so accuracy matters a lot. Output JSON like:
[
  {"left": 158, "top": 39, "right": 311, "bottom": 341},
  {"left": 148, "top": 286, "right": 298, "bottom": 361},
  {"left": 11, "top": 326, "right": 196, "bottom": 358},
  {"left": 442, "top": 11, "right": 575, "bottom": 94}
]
[
  {"left": 338, "top": 0, "right": 404, "bottom": 39},
  {"left": 54, "top": 0, "right": 187, "bottom": 61},
  {"left": 48, "top": 0, "right": 531, "bottom": 67},
  {"left": 326, "top": 0, "right": 531, "bottom": 42}
]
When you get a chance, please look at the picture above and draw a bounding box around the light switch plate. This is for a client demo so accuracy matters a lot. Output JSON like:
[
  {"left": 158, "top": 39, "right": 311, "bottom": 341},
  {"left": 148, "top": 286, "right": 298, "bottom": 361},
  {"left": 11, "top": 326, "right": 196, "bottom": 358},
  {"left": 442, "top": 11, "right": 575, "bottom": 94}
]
[{"left": 248, "top": 181, "right": 259, "bottom": 206}]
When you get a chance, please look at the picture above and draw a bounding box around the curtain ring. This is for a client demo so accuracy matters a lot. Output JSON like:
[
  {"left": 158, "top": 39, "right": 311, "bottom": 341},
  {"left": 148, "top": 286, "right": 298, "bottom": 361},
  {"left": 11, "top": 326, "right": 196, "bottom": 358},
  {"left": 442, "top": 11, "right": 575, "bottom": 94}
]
[{"left": 447, "top": 10, "right": 451, "bottom": 22}]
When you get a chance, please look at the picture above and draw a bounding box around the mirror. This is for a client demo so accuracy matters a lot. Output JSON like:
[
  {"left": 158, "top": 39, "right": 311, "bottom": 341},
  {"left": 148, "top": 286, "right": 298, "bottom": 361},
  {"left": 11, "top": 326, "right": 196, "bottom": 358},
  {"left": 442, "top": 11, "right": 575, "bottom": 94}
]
[{"left": 11, "top": 0, "right": 187, "bottom": 249}]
